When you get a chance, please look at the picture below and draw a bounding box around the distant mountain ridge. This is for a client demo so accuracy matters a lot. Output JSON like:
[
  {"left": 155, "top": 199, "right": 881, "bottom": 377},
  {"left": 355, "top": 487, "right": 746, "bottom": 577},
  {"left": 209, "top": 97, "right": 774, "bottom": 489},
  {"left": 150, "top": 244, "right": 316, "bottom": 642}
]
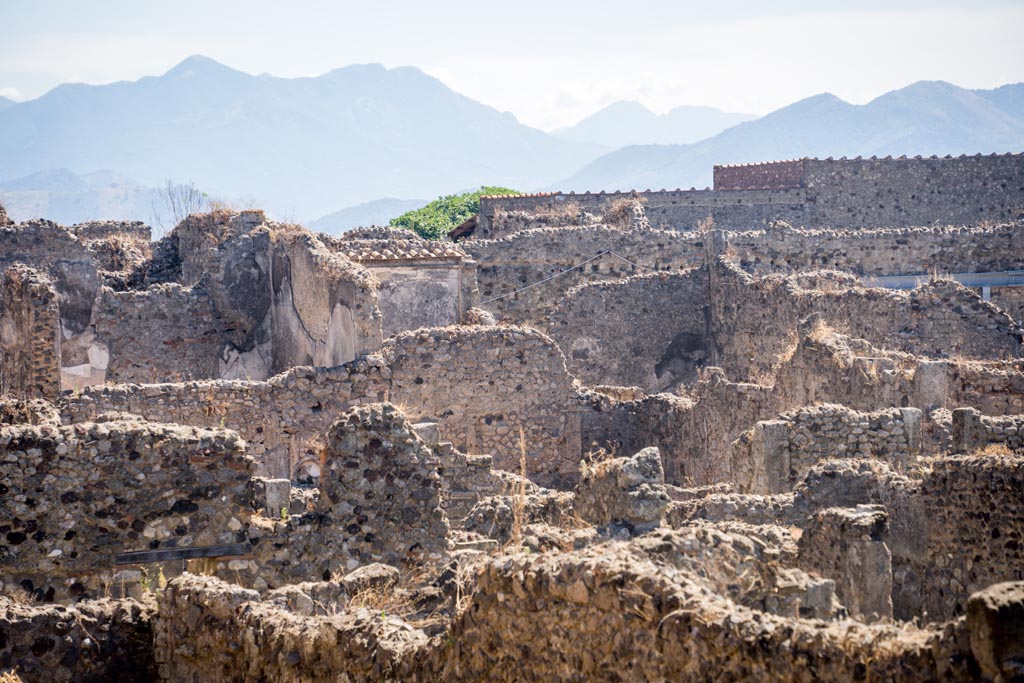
[
  {"left": 0, "top": 55, "right": 604, "bottom": 221},
  {"left": 2, "top": 65, "right": 1023, "bottom": 227},
  {"left": 0, "top": 168, "right": 157, "bottom": 225},
  {"left": 554, "top": 100, "right": 757, "bottom": 147},
  {"left": 309, "top": 197, "right": 428, "bottom": 235},
  {"left": 554, "top": 81, "right": 1024, "bottom": 192}
]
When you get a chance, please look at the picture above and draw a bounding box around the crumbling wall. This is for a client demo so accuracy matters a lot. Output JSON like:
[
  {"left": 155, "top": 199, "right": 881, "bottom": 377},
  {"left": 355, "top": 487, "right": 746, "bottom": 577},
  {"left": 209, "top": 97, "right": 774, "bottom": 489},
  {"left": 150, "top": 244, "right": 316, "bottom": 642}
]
[
  {"left": 155, "top": 574, "right": 431, "bottom": 682},
  {"left": 154, "top": 555, "right": 990, "bottom": 683},
  {"left": 0, "top": 596, "right": 156, "bottom": 682},
  {"left": 711, "top": 260, "right": 1022, "bottom": 381},
  {"left": 950, "top": 406, "right": 1024, "bottom": 452},
  {"left": 549, "top": 268, "right": 711, "bottom": 390},
  {"left": 554, "top": 258, "right": 1020, "bottom": 393},
  {"left": 910, "top": 454, "right": 1024, "bottom": 620},
  {"left": 0, "top": 265, "right": 60, "bottom": 400},
  {"left": 732, "top": 404, "right": 922, "bottom": 494},
  {"left": 268, "top": 230, "right": 381, "bottom": 374},
  {"left": 136, "top": 211, "right": 382, "bottom": 383},
  {"left": 798, "top": 505, "right": 894, "bottom": 621},
  {"left": 793, "top": 456, "right": 1024, "bottom": 622},
  {"left": 384, "top": 326, "right": 581, "bottom": 487},
  {"left": 0, "top": 418, "right": 252, "bottom": 601},
  {"left": 466, "top": 226, "right": 703, "bottom": 326},
  {"left": 0, "top": 220, "right": 99, "bottom": 341},
  {"left": 61, "top": 326, "right": 582, "bottom": 487},
  {"left": 89, "top": 283, "right": 221, "bottom": 384},
  {"left": 477, "top": 188, "right": 810, "bottom": 238},
  {"left": 314, "top": 403, "right": 449, "bottom": 568}
]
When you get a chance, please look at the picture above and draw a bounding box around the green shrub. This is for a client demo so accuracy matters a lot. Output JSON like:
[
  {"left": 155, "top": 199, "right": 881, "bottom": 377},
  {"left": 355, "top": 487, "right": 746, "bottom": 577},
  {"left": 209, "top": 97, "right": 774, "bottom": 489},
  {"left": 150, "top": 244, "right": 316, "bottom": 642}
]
[{"left": 390, "top": 186, "right": 519, "bottom": 240}]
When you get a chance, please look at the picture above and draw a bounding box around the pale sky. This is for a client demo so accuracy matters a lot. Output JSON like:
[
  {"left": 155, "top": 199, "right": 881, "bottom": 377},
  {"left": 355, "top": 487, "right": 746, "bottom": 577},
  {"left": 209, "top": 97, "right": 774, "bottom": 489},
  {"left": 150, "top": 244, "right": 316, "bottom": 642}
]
[{"left": 1, "top": 0, "right": 1022, "bottom": 130}]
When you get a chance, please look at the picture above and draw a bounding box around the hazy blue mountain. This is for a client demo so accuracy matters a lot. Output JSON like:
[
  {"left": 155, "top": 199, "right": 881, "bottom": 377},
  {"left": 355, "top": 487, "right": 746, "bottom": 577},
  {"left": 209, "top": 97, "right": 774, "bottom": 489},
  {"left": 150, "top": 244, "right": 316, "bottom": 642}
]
[
  {"left": 554, "top": 81, "right": 1024, "bottom": 192},
  {"left": 310, "top": 197, "right": 428, "bottom": 235},
  {"left": 554, "top": 100, "right": 757, "bottom": 147},
  {"left": 0, "top": 168, "right": 213, "bottom": 235},
  {"left": 0, "top": 95, "right": 15, "bottom": 111},
  {"left": 0, "top": 55, "right": 604, "bottom": 220},
  {"left": 0, "top": 168, "right": 159, "bottom": 225}
]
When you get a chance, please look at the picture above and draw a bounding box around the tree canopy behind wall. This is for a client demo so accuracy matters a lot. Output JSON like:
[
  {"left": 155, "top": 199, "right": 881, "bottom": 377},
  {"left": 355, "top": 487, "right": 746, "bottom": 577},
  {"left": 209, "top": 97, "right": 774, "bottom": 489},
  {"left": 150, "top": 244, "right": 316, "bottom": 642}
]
[{"left": 390, "top": 186, "right": 519, "bottom": 240}]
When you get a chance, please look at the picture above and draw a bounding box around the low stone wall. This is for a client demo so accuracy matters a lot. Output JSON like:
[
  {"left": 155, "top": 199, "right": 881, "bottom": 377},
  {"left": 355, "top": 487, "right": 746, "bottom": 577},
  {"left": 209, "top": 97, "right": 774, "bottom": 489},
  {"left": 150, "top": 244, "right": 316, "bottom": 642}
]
[
  {"left": 0, "top": 418, "right": 252, "bottom": 601},
  {"left": 0, "top": 265, "right": 60, "bottom": 400},
  {"left": 912, "top": 454, "right": 1024, "bottom": 620},
  {"left": 732, "top": 404, "right": 922, "bottom": 494},
  {"left": 0, "top": 596, "right": 156, "bottom": 682},
  {"left": 154, "top": 554, "right": 985, "bottom": 682},
  {"left": 315, "top": 403, "right": 449, "bottom": 568},
  {"left": 791, "top": 455, "right": 1024, "bottom": 622},
  {"left": 798, "top": 505, "right": 893, "bottom": 621},
  {"left": 951, "top": 406, "right": 1024, "bottom": 452}
]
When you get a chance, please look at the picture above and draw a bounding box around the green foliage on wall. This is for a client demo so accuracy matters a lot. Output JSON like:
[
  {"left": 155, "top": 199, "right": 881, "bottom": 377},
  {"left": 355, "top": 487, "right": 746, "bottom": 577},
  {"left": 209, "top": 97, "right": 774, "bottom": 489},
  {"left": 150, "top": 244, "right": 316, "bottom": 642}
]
[{"left": 390, "top": 186, "right": 519, "bottom": 240}]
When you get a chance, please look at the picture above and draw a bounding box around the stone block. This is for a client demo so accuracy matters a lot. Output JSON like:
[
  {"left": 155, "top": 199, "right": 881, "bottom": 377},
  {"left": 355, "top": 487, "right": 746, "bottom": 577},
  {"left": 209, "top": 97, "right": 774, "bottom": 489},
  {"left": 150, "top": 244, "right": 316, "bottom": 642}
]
[
  {"left": 263, "top": 478, "right": 291, "bottom": 518},
  {"left": 967, "top": 581, "right": 1024, "bottom": 682},
  {"left": 574, "top": 446, "right": 670, "bottom": 532}
]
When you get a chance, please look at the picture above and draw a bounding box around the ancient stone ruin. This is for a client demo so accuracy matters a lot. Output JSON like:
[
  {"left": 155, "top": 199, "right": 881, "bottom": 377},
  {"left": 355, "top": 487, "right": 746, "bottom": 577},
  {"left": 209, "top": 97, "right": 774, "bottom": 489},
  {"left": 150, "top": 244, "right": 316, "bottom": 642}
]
[{"left": 1, "top": 153, "right": 1024, "bottom": 682}]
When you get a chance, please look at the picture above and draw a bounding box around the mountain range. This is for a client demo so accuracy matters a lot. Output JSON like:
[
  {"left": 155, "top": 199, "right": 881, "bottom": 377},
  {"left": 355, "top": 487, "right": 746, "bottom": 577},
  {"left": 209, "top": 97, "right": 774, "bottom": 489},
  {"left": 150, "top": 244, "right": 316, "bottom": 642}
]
[
  {"left": 555, "top": 81, "right": 1024, "bottom": 192},
  {"left": 553, "top": 100, "right": 756, "bottom": 148},
  {"left": 0, "top": 57, "right": 1022, "bottom": 229},
  {"left": 308, "top": 197, "right": 428, "bottom": 234},
  {"left": 0, "top": 55, "right": 602, "bottom": 221}
]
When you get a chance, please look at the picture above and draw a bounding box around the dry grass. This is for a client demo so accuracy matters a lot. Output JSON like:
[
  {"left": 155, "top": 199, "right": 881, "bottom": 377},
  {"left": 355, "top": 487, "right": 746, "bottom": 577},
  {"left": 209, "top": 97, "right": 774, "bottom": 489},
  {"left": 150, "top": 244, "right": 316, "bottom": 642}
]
[
  {"left": 806, "top": 317, "right": 835, "bottom": 344},
  {"left": 530, "top": 201, "right": 582, "bottom": 224},
  {"left": 972, "top": 443, "right": 1015, "bottom": 457},
  {"left": 602, "top": 198, "right": 642, "bottom": 228},
  {"left": 508, "top": 427, "right": 528, "bottom": 549},
  {"left": 695, "top": 215, "right": 716, "bottom": 233},
  {"left": 0, "top": 670, "right": 24, "bottom": 683}
]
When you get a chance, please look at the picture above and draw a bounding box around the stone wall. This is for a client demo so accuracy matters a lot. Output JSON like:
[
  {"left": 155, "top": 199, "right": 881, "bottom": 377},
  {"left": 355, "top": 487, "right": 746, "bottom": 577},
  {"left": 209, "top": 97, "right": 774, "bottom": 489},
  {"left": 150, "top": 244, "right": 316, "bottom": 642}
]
[
  {"left": 550, "top": 270, "right": 711, "bottom": 390},
  {"left": 465, "top": 221, "right": 1024, "bottom": 330},
  {"left": 910, "top": 454, "right": 1024, "bottom": 620},
  {"left": 715, "top": 154, "right": 1024, "bottom": 227},
  {"left": 384, "top": 327, "right": 581, "bottom": 487},
  {"left": 477, "top": 154, "right": 1024, "bottom": 239},
  {"left": 0, "top": 265, "right": 60, "bottom": 400},
  {"left": 801, "top": 154, "right": 1024, "bottom": 228},
  {"left": 0, "top": 596, "right": 156, "bottom": 682},
  {"left": 61, "top": 326, "right": 582, "bottom": 488},
  {"left": 154, "top": 554, "right": 985, "bottom": 682},
  {"left": 552, "top": 259, "right": 1022, "bottom": 393},
  {"left": 793, "top": 455, "right": 1024, "bottom": 622},
  {"left": 0, "top": 418, "right": 252, "bottom": 601},
  {"left": 316, "top": 403, "right": 449, "bottom": 568},
  {"left": 951, "top": 406, "right": 1024, "bottom": 452},
  {"left": 90, "top": 283, "right": 221, "bottom": 384},
  {"left": 466, "top": 226, "right": 703, "bottom": 326},
  {"left": 730, "top": 220, "right": 1024, "bottom": 277},
  {"left": 797, "top": 505, "right": 894, "bottom": 620},
  {"left": 478, "top": 188, "right": 810, "bottom": 238},
  {"left": 732, "top": 404, "right": 922, "bottom": 494}
]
